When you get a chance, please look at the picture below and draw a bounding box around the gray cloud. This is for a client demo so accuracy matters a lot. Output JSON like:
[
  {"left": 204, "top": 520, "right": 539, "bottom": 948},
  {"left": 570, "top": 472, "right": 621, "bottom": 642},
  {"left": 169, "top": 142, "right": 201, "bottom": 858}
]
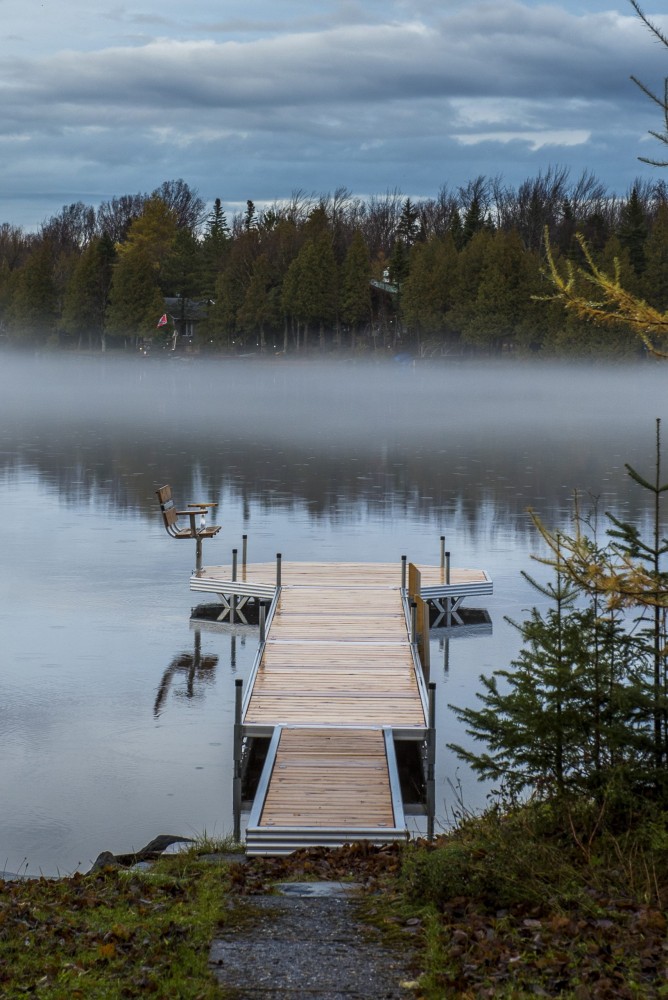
[{"left": 0, "top": 2, "right": 665, "bottom": 227}]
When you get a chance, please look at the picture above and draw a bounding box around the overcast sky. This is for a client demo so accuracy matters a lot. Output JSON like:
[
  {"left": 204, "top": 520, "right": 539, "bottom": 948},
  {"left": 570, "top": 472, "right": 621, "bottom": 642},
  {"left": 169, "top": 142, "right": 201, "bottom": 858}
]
[{"left": 1, "top": 0, "right": 667, "bottom": 229}]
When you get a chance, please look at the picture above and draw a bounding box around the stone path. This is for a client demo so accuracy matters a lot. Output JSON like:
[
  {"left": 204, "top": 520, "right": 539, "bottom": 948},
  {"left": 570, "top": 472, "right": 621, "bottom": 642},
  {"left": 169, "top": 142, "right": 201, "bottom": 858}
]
[{"left": 208, "top": 882, "right": 417, "bottom": 999}]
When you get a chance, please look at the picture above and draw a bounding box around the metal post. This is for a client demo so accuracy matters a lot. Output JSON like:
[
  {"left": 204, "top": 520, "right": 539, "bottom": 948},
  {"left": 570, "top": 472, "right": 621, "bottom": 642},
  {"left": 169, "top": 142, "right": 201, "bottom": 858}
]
[
  {"left": 445, "top": 551, "right": 451, "bottom": 585},
  {"left": 440, "top": 536, "right": 445, "bottom": 571},
  {"left": 231, "top": 634, "right": 237, "bottom": 670},
  {"left": 231, "top": 549, "right": 238, "bottom": 624},
  {"left": 242, "top": 534, "right": 248, "bottom": 571},
  {"left": 259, "top": 601, "right": 266, "bottom": 643},
  {"left": 427, "top": 682, "right": 436, "bottom": 841},
  {"left": 410, "top": 601, "right": 417, "bottom": 645},
  {"left": 401, "top": 555, "right": 407, "bottom": 590},
  {"left": 195, "top": 536, "right": 203, "bottom": 573},
  {"left": 276, "top": 552, "right": 282, "bottom": 588},
  {"left": 233, "top": 679, "right": 243, "bottom": 843}
]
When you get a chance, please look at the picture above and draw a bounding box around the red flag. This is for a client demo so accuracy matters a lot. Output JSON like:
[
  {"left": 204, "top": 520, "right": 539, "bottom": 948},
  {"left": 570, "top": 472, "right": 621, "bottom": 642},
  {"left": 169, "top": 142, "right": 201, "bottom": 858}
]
[{"left": 157, "top": 313, "right": 168, "bottom": 328}]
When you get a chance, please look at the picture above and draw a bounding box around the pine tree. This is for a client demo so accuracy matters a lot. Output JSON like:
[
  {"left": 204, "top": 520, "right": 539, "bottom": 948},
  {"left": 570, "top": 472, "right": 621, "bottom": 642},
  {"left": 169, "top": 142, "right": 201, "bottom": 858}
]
[
  {"left": 605, "top": 419, "right": 668, "bottom": 772},
  {"left": 237, "top": 253, "right": 279, "bottom": 351},
  {"left": 401, "top": 233, "right": 459, "bottom": 344},
  {"left": 8, "top": 238, "right": 59, "bottom": 344},
  {"left": 618, "top": 185, "right": 648, "bottom": 276},
  {"left": 61, "top": 234, "right": 116, "bottom": 351},
  {"left": 201, "top": 198, "right": 230, "bottom": 297},
  {"left": 339, "top": 229, "right": 372, "bottom": 348},
  {"left": 641, "top": 202, "right": 668, "bottom": 312},
  {"left": 449, "top": 561, "right": 645, "bottom": 801},
  {"left": 282, "top": 236, "right": 337, "bottom": 349},
  {"left": 529, "top": 422, "right": 668, "bottom": 790}
]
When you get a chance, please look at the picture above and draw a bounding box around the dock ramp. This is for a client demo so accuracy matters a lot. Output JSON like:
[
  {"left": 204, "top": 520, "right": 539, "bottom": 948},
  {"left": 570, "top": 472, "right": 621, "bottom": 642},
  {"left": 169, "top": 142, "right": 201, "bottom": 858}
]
[{"left": 246, "top": 725, "right": 406, "bottom": 856}]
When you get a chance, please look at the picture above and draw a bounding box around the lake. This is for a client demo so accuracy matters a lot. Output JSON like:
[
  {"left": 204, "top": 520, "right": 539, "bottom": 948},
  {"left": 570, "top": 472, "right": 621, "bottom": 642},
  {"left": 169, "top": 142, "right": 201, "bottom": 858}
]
[{"left": 0, "top": 352, "right": 665, "bottom": 876}]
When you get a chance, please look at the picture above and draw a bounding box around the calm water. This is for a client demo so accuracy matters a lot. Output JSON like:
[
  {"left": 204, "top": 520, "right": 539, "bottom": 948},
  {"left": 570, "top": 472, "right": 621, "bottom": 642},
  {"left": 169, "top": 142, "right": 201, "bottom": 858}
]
[{"left": 0, "top": 353, "right": 665, "bottom": 876}]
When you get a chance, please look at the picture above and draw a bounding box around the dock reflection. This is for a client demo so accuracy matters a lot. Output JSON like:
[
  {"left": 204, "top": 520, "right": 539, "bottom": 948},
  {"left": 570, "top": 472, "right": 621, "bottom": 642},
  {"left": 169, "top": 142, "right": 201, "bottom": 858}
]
[{"left": 154, "top": 629, "right": 219, "bottom": 717}]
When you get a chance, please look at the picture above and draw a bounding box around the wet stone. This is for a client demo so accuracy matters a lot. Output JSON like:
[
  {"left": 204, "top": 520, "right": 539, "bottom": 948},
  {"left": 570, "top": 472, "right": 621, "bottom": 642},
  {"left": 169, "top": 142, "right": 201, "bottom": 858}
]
[
  {"left": 274, "top": 881, "right": 363, "bottom": 898},
  {"left": 209, "top": 893, "right": 415, "bottom": 998}
]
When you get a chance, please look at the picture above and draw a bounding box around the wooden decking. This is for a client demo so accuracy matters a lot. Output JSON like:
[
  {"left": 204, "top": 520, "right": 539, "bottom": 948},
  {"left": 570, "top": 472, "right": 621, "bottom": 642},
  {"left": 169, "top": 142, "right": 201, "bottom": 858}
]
[
  {"left": 258, "top": 727, "right": 395, "bottom": 828},
  {"left": 188, "top": 559, "right": 492, "bottom": 853},
  {"left": 245, "top": 570, "right": 425, "bottom": 729}
]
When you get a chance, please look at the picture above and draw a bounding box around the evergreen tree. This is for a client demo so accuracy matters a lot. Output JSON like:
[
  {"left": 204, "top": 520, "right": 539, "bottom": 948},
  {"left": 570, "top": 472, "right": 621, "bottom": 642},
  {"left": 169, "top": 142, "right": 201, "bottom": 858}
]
[
  {"left": 244, "top": 200, "right": 257, "bottom": 232},
  {"left": 396, "top": 198, "right": 420, "bottom": 245},
  {"left": 401, "top": 233, "right": 459, "bottom": 345},
  {"left": 605, "top": 420, "right": 668, "bottom": 772},
  {"left": 641, "top": 202, "right": 668, "bottom": 312},
  {"left": 282, "top": 236, "right": 337, "bottom": 349},
  {"left": 388, "top": 238, "right": 410, "bottom": 286},
  {"left": 448, "top": 228, "right": 493, "bottom": 346},
  {"left": 61, "top": 234, "right": 116, "bottom": 350},
  {"left": 531, "top": 422, "right": 668, "bottom": 787},
  {"left": 618, "top": 184, "right": 648, "bottom": 276},
  {"left": 462, "top": 192, "right": 488, "bottom": 245},
  {"left": 237, "top": 253, "right": 279, "bottom": 351},
  {"left": 205, "top": 229, "right": 258, "bottom": 348},
  {"left": 467, "top": 229, "right": 528, "bottom": 351},
  {"left": 339, "top": 229, "right": 372, "bottom": 348},
  {"left": 450, "top": 561, "right": 646, "bottom": 801},
  {"left": 162, "top": 227, "right": 205, "bottom": 324},
  {"left": 201, "top": 198, "right": 230, "bottom": 296},
  {"left": 8, "top": 239, "right": 58, "bottom": 344}
]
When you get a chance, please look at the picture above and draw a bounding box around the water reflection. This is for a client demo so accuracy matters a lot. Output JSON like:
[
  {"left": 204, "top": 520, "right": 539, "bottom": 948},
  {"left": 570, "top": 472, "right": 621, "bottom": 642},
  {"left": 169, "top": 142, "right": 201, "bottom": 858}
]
[
  {"left": 0, "top": 354, "right": 665, "bottom": 530},
  {"left": 153, "top": 630, "right": 219, "bottom": 717},
  {"left": 1, "top": 353, "right": 667, "bottom": 874}
]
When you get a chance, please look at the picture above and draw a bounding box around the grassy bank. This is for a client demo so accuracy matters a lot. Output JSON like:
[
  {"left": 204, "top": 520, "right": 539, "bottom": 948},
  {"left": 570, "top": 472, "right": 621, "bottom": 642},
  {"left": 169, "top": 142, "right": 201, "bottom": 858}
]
[{"left": 1, "top": 804, "right": 667, "bottom": 998}]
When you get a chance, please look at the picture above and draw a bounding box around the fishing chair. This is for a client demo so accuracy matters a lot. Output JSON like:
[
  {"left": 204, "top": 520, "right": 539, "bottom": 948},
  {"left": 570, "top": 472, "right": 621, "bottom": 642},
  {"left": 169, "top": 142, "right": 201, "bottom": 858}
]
[{"left": 155, "top": 484, "right": 220, "bottom": 571}]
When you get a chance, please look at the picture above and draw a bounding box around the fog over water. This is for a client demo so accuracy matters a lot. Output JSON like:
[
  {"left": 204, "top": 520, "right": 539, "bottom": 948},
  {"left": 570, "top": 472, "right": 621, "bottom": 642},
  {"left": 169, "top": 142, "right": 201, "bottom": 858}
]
[{"left": 0, "top": 353, "right": 666, "bottom": 875}]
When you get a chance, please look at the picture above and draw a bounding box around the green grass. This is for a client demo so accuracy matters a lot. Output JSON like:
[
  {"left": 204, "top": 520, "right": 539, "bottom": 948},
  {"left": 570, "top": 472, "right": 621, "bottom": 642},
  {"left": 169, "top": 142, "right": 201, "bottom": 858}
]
[{"left": 0, "top": 847, "right": 247, "bottom": 999}]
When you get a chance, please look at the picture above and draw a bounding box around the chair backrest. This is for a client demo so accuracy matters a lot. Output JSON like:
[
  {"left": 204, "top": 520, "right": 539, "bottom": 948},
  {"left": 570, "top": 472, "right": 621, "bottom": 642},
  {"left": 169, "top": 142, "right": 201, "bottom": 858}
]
[{"left": 156, "top": 485, "right": 178, "bottom": 532}]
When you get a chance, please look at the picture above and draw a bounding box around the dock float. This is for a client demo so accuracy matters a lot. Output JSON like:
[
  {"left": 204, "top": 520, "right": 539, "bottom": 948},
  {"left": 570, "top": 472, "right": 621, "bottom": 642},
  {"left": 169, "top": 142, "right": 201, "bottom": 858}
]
[{"left": 190, "top": 558, "right": 492, "bottom": 855}]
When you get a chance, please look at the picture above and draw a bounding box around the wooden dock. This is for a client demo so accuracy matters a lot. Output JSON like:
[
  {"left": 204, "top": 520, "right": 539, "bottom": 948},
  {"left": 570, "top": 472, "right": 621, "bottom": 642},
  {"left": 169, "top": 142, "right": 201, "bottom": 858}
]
[{"left": 190, "top": 559, "right": 492, "bottom": 854}]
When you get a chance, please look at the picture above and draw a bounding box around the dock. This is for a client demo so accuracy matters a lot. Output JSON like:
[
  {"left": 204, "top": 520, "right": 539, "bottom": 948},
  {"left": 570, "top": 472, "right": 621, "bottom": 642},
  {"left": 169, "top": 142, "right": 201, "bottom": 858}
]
[{"left": 189, "top": 557, "right": 492, "bottom": 855}]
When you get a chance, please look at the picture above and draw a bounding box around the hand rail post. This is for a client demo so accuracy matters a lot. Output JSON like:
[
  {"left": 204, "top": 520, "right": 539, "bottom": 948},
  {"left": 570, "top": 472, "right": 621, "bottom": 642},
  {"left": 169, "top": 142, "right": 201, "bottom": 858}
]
[
  {"left": 401, "top": 555, "right": 407, "bottom": 591},
  {"left": 440, "top": 535, "right": 445, "bottom": 571},
  {"left": 233, "top": 678, "right": 243, "bottom": 843},
  {"left": 410, "top": 601, "right": 417, "bottom": 645},
  {"left": 231, "top": 549, "right": 238, "bottom": 624},
  {"left": 445, "top": 551, "right": 451, "bottom": 627},
  {"left": 276, "top": 552, "right": 282, "bottom": 588},
  {"left": 427, "top": 682, "right": 436, "bottom": 841},
  {"left": 242, "top": 534, "right": 248, "bottom": 574},
  {"left": 259, "top": 601, "right": 266, "bottom": 643}
]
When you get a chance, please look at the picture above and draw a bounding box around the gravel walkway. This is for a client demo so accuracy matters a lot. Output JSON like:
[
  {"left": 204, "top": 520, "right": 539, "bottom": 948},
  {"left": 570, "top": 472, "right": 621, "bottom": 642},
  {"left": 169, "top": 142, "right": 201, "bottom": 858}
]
[{"left": 208, "top": 882, "right": 417, "bottom": 999}]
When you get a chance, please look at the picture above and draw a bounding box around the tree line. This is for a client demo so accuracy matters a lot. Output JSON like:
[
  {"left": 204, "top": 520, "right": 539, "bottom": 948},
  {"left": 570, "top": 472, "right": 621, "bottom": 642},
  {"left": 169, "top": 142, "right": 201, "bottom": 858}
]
[{"left": 1, "top": 171, "right": 667, "bottom": 356}]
